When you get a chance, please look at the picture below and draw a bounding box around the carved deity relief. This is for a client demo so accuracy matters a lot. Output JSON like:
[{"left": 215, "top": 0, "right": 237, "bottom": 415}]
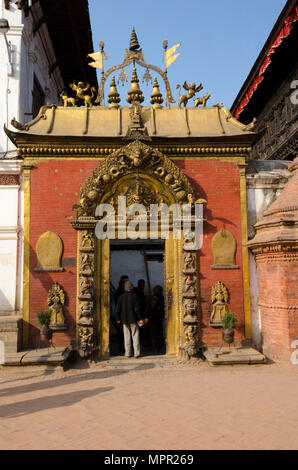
[
  {"left": 78, "top": 327, "right": 94, "bottom": 358},
  {"left": 183, "top": 274, "right": 197, "bottom": 298},
  {"left": 80, "top": 230, "right": 95, "bottom": 252},
  {"left": 183, "top": 324, "right": 199, "bottom": 358},
  {"left": 209, "top": 281, "right": 229, "bottom": 326},
  {"left": 78, "top": 301, "right": 94, "bottom": 327},
  {"left": 47, "top": 283, "right": 67, "bottom": 330},
  {"left": 79, "top": 277, "right": 94, "bottom": 300},
  {"left": 183, "top": 299, "right": 197, "bottom": 323},
  {"left": 80, "top": 253, "right": 95, "bottom": 275},
  {"left": 122, "top": 176, "right": 157, "bottom": 207},
  {"left": 183, "top": 252, "right": 196, "bottom": 272}
]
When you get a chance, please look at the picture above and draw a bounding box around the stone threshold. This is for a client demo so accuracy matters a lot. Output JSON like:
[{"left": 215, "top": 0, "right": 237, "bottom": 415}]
[
  {"left": 2, "top": 347, "right": 71, "bottom": 367},
  {"left": 100, "top": 354, "right": 176, "bottom": 368},
  {"left": 203, "top": 347, "right": 266, "bottom": 365}
]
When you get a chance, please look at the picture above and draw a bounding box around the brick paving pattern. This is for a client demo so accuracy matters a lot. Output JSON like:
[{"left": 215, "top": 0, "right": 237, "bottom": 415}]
[{"left": 0, "top": 357, "right": 297, "bottom": 450}]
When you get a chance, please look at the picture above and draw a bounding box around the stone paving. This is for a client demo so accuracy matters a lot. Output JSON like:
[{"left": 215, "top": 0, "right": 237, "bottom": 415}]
[{"left": 0, "top": 356, "right": 297, "bottom": 450}]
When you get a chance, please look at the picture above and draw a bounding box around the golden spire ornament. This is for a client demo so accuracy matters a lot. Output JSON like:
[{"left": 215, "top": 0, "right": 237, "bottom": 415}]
[
  {"left": 126, "top": 65, "right": 144, "bottom": 104},
  {"left": 150, "top": 77, "right": 163, "bottom": 108},
  {"left": 107, "top": 76, "right": 121, "bottom": 108},
  {"left": 129, "top": 27, "right": 140, "bottom": 51}
]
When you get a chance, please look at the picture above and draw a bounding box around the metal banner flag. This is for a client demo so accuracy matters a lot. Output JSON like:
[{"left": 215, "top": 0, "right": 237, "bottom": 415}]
[{"left": 165, "top": 43, "right": 181, "bottom": 69}]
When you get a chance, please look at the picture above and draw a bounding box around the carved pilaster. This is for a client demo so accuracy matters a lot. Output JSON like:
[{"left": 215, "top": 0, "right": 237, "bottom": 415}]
[
  {"left": 181, "top": 241, "right": 200, "bottom": 359},
  {"left": 76, "top": 226, "right": 98, "bottom": 358}
]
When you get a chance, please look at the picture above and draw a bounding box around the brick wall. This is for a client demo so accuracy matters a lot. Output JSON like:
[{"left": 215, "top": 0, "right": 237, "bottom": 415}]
[
  {"left": 28, "top": 157, "right": 245, "bottom": 348},
  {"left": 176, "top": 159, "right": 245, "bottom": 346},
  {"left": 255, "top": 253, "right": 298, "bottom": 360},
  {"left": 29, "top": 160, "right": 100, "bottom": 347}
]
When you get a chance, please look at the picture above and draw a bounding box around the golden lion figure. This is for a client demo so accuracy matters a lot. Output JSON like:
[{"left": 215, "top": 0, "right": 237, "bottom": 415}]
[
  {"left": 70, "top": 82, "right": 96, "bottom": 107},
  {"left": 176, "top": 81, "right": 203, "bottom": 107}
]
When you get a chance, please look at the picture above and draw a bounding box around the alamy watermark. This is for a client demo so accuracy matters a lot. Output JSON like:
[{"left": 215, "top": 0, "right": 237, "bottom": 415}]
[{"left": 95, "top": 196, "right": 204, "bottom": 250}]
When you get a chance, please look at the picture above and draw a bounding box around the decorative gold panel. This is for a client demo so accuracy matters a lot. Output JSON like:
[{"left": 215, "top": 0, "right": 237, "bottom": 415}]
[
  {"left": 211, "top": 229, "right": 238, "bottom": 268},
  {"left": 35, "top": 231, "right": 63, "bottom": 272}
]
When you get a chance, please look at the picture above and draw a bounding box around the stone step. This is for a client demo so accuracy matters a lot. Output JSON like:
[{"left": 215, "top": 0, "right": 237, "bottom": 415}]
[
  {"left": 203, "top": 346, "right": 266, "bottom": 365},
  {"left": 101, "top": 354, "right": 176, "bottom": 369},
  {"left": 2, "top": 347, "right": 71, "bottom": 367}
]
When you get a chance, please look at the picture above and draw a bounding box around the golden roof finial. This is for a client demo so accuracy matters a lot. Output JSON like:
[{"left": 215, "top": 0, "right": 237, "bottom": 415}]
[
  {"left": 129, "top": 27, "right": 140, "bottom": 51},
  {"left": 107, "top": 76, "right": 121, "bottom": 108},
  {"left": 126, "top": 65, "right": 144, "bottom": 104},
  {"left": 150, "top": 77, "right": 163, "bottom": 109}
]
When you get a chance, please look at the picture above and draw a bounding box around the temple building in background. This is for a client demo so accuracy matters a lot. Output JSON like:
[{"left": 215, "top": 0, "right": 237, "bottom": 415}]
[
  {"left": 231, "top": 0, "right": 297, "bottom": 360},
  {"left": 0, "top": 0, "right": 96, "bottom": 351}
]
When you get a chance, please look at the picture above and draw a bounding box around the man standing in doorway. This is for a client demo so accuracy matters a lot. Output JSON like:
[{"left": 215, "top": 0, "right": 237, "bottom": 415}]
[
  {"left": 114, "top": 275, "right": 129, "bottom": 304},
  {"left": 116, "top": 280, "right": 144, "bottom": 358}
]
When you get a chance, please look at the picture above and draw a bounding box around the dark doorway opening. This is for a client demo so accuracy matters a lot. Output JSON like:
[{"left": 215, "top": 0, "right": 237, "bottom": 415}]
[{"left": 109, "top": 240, "right": 166, "bottom": 357}]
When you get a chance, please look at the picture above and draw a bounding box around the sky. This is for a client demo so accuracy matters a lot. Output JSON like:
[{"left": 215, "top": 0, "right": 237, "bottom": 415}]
[{"left": 88, "top": 0, "right": 287, "bottom": 109}]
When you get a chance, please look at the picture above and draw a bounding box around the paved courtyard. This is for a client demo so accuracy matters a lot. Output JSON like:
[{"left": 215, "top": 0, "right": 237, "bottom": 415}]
[{"left": 0, "top": 356, "right": 297, "bottom": 450}]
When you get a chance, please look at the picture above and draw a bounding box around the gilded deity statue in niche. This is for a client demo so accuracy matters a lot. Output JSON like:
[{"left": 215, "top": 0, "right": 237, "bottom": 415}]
[
  {"left": 209, "top": 281, "right": 229, "bottom": 326},
  {"left": 47, "top": 283, "right": 67, "bottom": 330}
]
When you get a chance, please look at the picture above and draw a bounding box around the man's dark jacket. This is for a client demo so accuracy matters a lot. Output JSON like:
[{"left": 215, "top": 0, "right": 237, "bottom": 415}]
[{"left": 115, "top": 292, "right": 142, "bottom": 324}]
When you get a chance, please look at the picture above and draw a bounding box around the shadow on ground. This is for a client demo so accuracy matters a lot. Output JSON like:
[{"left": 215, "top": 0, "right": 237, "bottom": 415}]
[
  {"left": 0, "top": 386, "right": 114, "bottom": 419},
  {"left": 0, "top": 362, "right": 155, "bottom": 399}
]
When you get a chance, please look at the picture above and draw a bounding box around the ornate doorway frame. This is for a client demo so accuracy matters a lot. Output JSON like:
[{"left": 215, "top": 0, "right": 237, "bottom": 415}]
[
  {"left": 71, "top": 140, "right": 202, "bottom": 359},
  {"left": 97, "top": 235, "right": 183, "bottom": 357}
]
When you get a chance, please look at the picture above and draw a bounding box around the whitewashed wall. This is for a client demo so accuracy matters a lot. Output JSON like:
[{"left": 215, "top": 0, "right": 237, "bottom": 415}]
[
  {"left": 0, "top": 1, "right": 64, "bottom": 316},
  {"left": 0, "top": 161, "right": 22, "bottom": 313}
]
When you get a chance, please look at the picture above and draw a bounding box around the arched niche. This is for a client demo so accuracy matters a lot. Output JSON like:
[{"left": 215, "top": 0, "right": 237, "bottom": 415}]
[
  {"left": 211, "top": 229, "right": 238, "bottom": 269},
  {"left": 34, "top": 231, "right": 63, "bottom": 272}
]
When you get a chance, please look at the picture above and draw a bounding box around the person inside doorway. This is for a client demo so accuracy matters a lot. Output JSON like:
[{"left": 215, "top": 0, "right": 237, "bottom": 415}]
[
  {"left": 111, "top": 274, "right": 129, "bottom": 355},
  {"left": 116, "top": 280, "right": 144, "bottom": 358},
  {"left": 148, "top": 285, "right": 165, "bottom": 352},
  {"left": 134, "top": 279, "right": 146, "bottom": 314},
  {"left": 114, "top": 275, "right": 129, "bottom": 304},
  {"left": 153, "top": 285, "right": 165, "bottom": 313}
]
